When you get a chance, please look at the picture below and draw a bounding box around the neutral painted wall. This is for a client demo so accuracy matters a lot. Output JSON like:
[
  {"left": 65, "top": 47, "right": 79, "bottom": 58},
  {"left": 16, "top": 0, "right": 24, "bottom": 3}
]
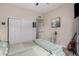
[
  {"left": 42, "top": 4, "right": 74, "bottom": 48},
  {"left": 0, "top": 4, "right": 40, "bottom": 41},
  {"left": 0, "top": 3, "right": 74, "bottom": 48}
]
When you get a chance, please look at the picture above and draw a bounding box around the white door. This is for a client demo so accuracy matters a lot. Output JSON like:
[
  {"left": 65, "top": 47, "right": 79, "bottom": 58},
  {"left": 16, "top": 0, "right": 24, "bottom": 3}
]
[{"left": 9, "top": 18, "right": 36, "bottom": 44}]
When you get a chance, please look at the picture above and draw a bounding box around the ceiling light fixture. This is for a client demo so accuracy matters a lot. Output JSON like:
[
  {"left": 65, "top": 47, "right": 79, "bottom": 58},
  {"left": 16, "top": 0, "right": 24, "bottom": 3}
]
[
  {"left": 35, "top": 3, "right": 50, "bottom": 6},
  {"left": 35, "top": 3, "right": 39, "bottom": 6}
]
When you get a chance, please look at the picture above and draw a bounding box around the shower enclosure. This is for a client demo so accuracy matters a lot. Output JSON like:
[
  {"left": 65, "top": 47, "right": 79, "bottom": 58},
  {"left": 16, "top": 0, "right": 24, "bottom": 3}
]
[{"left": 36, "top": 16, "right": 44, "bottom": 39}]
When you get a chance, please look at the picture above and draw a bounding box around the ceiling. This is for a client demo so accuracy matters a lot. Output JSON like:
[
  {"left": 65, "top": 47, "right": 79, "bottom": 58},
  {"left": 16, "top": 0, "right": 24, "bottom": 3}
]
[{"left": 11, "top": 3, "right": 64, "bottom": 14}]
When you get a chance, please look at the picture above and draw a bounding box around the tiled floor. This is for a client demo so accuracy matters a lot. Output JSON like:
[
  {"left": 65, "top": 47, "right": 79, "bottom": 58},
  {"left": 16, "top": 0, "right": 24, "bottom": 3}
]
[
  {"left": 8, "top": 41, "right": 34, "bottom": 55},
  {"left": 8, "top": 42, "right": 74, "bottom": 56}
]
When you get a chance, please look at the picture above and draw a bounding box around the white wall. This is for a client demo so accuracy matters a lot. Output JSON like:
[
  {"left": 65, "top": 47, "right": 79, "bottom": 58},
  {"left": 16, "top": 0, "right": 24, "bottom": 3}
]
[
  {"left": 42, "top": 4, "right": 74, "bottom": 48},
  {"left": 0, "top": 4, "right": 41, "bottom": 41}
]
